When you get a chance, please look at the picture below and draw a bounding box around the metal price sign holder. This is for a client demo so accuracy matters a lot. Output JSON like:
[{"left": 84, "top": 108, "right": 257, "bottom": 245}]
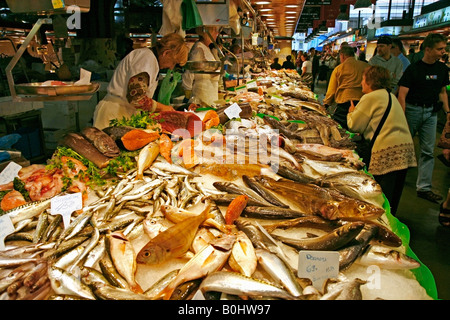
[{"left": 5, "top": 0, "right": 99, "bottom": 102}]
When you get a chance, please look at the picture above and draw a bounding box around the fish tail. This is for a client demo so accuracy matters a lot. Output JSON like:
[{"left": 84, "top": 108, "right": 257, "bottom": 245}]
[{"left": 131, "top": 282, "right": 144, "bottom": 294}]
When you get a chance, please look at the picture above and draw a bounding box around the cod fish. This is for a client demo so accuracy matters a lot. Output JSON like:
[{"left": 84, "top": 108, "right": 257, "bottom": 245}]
[
  {"left": 157, "top": 234, "right": 236, "bottom": 300},
  {"left": 315, "top": 171, "right": 385, "bottom": 208},
  {"left": 199, "top": 271, "right": 297, "bottom": 300},
  {"left": 107, "top": 231, "right": 143, "bottom": 294},
  {"left": 136, "top": 142, "right": 160, "bottom": 180},
  {"left": 136, "top": 204, "right": 212, "bottom": 265},
  {"left": 356, "top": 245, "right": 421, "bottom": 270}
]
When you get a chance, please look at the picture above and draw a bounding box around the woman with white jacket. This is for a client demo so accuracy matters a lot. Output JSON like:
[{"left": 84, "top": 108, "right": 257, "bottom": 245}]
[{"left": 347, "top": 65, "right": 417, "bottom": 215}]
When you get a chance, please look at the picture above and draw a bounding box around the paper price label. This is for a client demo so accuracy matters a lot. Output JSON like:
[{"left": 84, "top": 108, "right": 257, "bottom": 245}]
[
  {"left": 51, "top": 193, "right": 83, "bottom": 229},
  {"left": 297, "top": 250, "right": 339, "bottom": 291},
  {"left": 0, "top": 162, "right": 22, "bottom": 185},
  {"left": 246, "top": 80, "right": 257, "bottom": 89},
  {"left": 224, "top": 103, "right": 242, "bottom": 120},
  {"left": 0, "top": 216, "right": 15, "bottom": 251}
]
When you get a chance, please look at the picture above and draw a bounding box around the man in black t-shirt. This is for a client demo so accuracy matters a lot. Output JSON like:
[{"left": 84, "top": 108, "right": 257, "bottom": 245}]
[{"left": 398, "top": 33, "right": 450, "bottom": 203}]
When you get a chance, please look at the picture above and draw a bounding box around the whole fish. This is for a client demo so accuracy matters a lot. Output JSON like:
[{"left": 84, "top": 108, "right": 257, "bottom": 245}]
[
  {"left": 55, "top": 210, "right": 93, "bottom": 247},
  {"left": 107, "top": 231, "right": 142, "bottom": 293},
  {"left": 356, "top": 245, "right": 421, "bottom": 270},
  {"left": 273, "top": 162, "right": 315, "bottom": 184},
  {"left": 136, "top": 142, "right": 160, "bottom": 180},
  {"left": 48, "top": 266, "right": 96, "bottom": 300},
  {"left": 271, "top": 221, "right": 365, "bottom": 251},
  {"left": 98, "top": 255, "right": 129, "bottom": 289},
  {"left": 83, "top": 237, "right": 106, "bottom": 268},
  {"left": 53, "top": 245, "right": 86, "bottom": 270},
  {"left": 255, "top": 176, "right": 384, "bottom": 220},
  {"left": 242, "top": 175, "right": 289, "bottom": 208},
  {"left": 255, "top": 248, "right": 303, "bottom": 297},
  {"left": 79, "top": 266, "right": 110, "bottom": 287},
  {"left": 156, "top": 234, "right": 236, "bottom": 300},
  {"left": 143, "top": 217, "right": 173, "bottom": 239},
  {"left": 82, "top": 126, "right": 120, "bottom": 157},
  {"left": 4, "top": 198, "right": 52, "bottom": 225},
  {"left": 338, "top": 224, "right": 379, "bottom": 271},
  {"left": 32, "top": 210, "right": 49, "bottom": 244},
  {"left": 160, "top": 204, "right": 225, "bottom": 232},
  {"left": 191, "top": 227, "right": 217, "bottom": 254},
  {"left": 206, "top": 193, "right": 275, "bottom": 207},
  {"left": 235, "top": 219, "right": 291, "bottom": 269},
  {"left": 136, "top": 204, "right": 212, "bottom": 265},
  {"left": 212, "top": 182, "right": 273, "bottom": 207},
  {"left": 199, "top": 271, "right": 297, "bottom": 300},
  {"left": 314, "top": 171, "right": 385, "bottom": 208},
  {"left": 228, "top": 231, "right": 257, "bottom": 277},
  {"left": 242, "top": 206, "right": 309, "bottom": 220},
  {"left": 320, "top": 278, "right": 366, "bottom": 300},
  {"left": 151, "top": 160, "right": 200, "bottom": 177},
  {"left": 144, "top": 269, "right": 179, "bottom": 298},
  {"left": 91, "top": 282, "right": 153, "bottom": 300},
  {"left": 68, "top": 227, "right": 100, "bottom": 272}
]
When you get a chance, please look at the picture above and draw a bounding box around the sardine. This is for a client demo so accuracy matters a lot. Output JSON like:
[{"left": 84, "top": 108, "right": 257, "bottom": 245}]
[
  {"left": 242, "top": 175, "right": 289, "bottom": 208},
  {"left": 107, "top": 231, "right": 142, "bottom": 293},
  {"left": 32, "top": 210, "right": 49, "bottom": 244},
  {"left": 136, "top": 142, "right": 160, "bottom": 180},
  {"left": 48, "top": 266, "right": 96, "bottom": 300},
  {"left": 151, "top": 160, "right": 200, "bottom": 177},
  {"left": 170, "top": 279, "right": 202, "bottom": 300},
  {"left": 98, "top": 255, "right": 129, "bottom": 289},
  {"left": 53, "top": 245, "right": 86, "bottom": 270},
  {"left": 199, "top": 271, "right": 297, "bottom": 300},
  {"left": 4, "top": 198, "right": 52, "bottom": 225},
  {"left": 156, "top": 234, "right": 236, "bottom": 300},
  {"left": 228, "top": 231, "right": 257, "bottom": 277},
  {"left": 91, "top": 282, "right": 153, "bottom": 300},
  {"left": 55, "top": 210, "right": 93, "bottom": 247},
  {"left": 136, "top": 204, "right": 212, "bottom": 265},
  {"left": 144, "top": 269, "right": 179, "bottom": 298},
  {"left": 83, "top": 237, "right": 106, "bottom": 268},
  {"left": 79, "top": 266, "right": 110, "bottom": 287},
  {"left": 271, "top": 221, "right": 365, "bottom": 251},
  {"left": 356, "top": 245, "right": 421, "bottom": 269},
  {"left": 68, "top": 227, "right": 101, "bottom": 272}
]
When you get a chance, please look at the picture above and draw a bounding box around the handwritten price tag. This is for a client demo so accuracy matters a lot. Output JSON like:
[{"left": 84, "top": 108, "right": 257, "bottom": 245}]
[
  {"left": 0, "top": 162, "right": 22, "bottom": 185},
  {"left": 297, "top": 250, "right": 339, "bottom": 291},
  {"left": 51, "top": 193, "right": 83, "bottom": 229},
  {"left": 0, "top": 216, "right": 15, "bottom": 251}
]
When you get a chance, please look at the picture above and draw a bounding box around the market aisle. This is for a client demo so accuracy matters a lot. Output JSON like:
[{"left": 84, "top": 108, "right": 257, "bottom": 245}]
[{"left": 313, "top": 79, "right": 450, "bottom": 300}]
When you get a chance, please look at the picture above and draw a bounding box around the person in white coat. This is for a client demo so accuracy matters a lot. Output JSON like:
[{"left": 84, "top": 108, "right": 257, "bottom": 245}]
[
  {"left": 182, "top": 26, "right": 220, "bottom": 106},
  {"left": 93, "top": 33, "right": 189, "bottom": 129}
]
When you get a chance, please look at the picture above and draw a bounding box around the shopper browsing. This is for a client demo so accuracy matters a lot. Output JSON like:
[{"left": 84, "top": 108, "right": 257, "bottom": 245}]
[
  {"left": 397, "top": 32, "right": 450, "bottom": 203},
  {"left": 347, "top": 66, "right": 417, "bottom": 216},
  {"left": 368, "top": 36, "right": 403, "bottom": 93},
  {"left": 323, "top": 45, "right": 369, "bottom": 130}
]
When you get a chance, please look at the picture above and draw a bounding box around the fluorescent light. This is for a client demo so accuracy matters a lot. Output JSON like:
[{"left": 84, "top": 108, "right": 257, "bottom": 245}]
[
  {"left": 286, "top": 11, "right": 297, "bottom": 14},
  {"left": 285, "top": 4, "right": 298, "bottom": 8},
  {"left": 255, "top": 1, "right": 271, "bottom": 5},
  {"left": 259, "top": 8, "right": 272, "bottom": 11}
]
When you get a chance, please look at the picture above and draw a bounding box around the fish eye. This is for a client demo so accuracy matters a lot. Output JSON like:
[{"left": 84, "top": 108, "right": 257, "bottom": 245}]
[
  {"left": 144, "top": 252, "right": 150, "bottom": 257},
  {"left": 358, "top": 204, "right": 366, "bottom": 210}
]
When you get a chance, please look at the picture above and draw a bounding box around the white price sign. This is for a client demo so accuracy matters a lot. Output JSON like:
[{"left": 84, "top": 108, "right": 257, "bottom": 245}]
[
  {"left": 297, "top": 250, "right": 339, "bottom": 291},
  {"left": 51, "top": 193, "right": 83, "bottom": 229},
  {"left": 0, "top": 215, "right": 15, "bottom": 251}
]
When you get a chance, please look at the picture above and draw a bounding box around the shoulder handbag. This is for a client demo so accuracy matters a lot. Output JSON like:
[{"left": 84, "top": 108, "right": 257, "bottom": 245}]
[
  {"left": 355, "top": 89, "right": 392, "bottom": 168},
  {"left": 437, "top": 114, "right": 450, "bottom": 149}
]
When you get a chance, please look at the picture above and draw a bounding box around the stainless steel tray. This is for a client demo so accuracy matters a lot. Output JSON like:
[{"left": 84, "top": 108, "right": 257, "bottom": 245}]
[
  {"left": 184, "top": 61, "right": 223, "bottom": 74},
  {"left": 15, "top": 81, "right": 100, "bottom": 97}
]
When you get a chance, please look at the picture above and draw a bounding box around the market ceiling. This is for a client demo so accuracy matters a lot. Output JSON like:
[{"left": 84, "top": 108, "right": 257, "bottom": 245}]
[{"left": 250, "top": 0, "right": 361, "bottom": 38}]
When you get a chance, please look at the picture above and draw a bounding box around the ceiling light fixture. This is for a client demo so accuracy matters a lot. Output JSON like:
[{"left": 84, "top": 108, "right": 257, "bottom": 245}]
[{"left": 255, "top": 1, "right": 270, "bottom": 5}]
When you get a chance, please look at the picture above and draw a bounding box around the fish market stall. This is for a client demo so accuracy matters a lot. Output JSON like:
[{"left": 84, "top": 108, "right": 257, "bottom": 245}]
[{"left": 0, "top": 69, "right": 438, "bottom": 301}]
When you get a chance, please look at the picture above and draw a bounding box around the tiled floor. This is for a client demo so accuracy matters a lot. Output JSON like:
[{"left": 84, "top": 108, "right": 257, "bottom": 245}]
[{"left": 314, "top": 80, "right": 450, "bottom": 300}]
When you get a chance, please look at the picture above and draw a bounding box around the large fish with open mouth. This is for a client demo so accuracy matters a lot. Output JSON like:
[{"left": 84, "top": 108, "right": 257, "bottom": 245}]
[{"left": 254, "top": 176, "right": 385, "bottom": 220}]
